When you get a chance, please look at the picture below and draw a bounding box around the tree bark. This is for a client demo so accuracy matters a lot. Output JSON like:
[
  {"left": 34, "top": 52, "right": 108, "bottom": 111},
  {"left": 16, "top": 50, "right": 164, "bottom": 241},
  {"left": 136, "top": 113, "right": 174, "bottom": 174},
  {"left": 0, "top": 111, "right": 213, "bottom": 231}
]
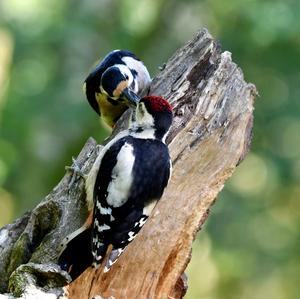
[{"left": 0, "top": 28, "right": 256, "bottom": 299}]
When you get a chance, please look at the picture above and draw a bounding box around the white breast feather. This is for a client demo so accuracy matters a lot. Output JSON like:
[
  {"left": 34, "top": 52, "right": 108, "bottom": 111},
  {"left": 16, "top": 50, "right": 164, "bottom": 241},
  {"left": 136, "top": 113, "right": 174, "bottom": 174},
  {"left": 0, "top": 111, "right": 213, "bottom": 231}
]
[
  {"left": 85, "top": 130, "right": 129, "bottom": 210},
  {"left": 106, "top": 142, "right": 135, "bottom": 208}
]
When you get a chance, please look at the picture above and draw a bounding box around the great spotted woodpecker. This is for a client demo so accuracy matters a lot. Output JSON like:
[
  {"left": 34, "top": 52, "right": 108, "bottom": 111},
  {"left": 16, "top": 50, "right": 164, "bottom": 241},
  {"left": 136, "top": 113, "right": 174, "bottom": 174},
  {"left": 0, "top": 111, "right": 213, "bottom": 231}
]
[
  {"left": 58, "top": 96, "right": 173, "bottom": 280},
  {"left": 83, "top": 50, "right": 151, "bottom": 128}
]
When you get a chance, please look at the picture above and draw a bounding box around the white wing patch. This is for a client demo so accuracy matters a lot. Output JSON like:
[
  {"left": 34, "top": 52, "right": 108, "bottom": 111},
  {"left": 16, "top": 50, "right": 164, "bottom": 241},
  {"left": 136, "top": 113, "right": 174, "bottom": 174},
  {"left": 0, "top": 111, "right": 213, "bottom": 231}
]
[
  {"left": 113, "top": 64, "right": 134, "bottom": 87},
  {"left": 106, "top": 142, "right": 135, "bottom": 208},
  {"left": 128, "top": 231, "right": 137, "bottom": 242},
  {"left": 96, "top": 201, "right": 112, "bottom": 215},
  {"left": 134, "top": 217, "right": 147, "bottom": 228},
  {"left": 94, "top": 219, "right": 110, "bottom": 232}
]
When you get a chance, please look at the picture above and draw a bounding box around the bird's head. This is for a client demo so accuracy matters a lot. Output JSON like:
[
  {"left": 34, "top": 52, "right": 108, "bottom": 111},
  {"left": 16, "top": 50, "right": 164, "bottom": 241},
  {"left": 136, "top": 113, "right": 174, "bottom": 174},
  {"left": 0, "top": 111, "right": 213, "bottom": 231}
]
[
  {"left": 100, "top": 65, "right": 140, "bottom": 107},
  {"left": 134, "top": 96, "right": 173, "bottom": 140}
]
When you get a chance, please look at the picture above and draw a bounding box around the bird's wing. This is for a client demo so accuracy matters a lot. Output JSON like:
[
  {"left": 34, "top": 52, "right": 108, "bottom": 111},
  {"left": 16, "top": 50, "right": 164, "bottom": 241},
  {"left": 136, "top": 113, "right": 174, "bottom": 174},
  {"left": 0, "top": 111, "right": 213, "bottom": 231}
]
[
  {"left": 92, "top": 137, "right": 171, "bottom": 269},
  {"left": 91, "top": 136, "right": 130, "bottom": 263}
]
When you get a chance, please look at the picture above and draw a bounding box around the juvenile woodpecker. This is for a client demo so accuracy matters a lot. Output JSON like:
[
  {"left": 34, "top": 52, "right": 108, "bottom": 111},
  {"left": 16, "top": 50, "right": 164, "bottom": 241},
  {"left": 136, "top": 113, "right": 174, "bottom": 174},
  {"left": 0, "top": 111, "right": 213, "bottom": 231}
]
[
  {"left": 84, "top": 50, "right": 151, "bottom": 128},
  {"left": 58, "top": 96, "right": 173, "bottom": 280}
]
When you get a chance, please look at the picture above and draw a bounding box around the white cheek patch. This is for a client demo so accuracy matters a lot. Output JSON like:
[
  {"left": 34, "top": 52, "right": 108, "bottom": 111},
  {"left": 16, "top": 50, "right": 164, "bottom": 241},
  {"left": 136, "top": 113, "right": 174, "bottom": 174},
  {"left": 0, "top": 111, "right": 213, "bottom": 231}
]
[
  {"left": 135, "top": 103, "right": 155, "bottom": 128},
  {"left": 106, "top": 142, "right": 135, "bottom": 208},
  {"left": 122, "top": 56, "right": 151, "bottom": 95},
  {"left": 115, "top": 64, "right": 134, "bottom": 86},
  {"left": 129, "top": 104, "right": 157, "bottom": 139}
]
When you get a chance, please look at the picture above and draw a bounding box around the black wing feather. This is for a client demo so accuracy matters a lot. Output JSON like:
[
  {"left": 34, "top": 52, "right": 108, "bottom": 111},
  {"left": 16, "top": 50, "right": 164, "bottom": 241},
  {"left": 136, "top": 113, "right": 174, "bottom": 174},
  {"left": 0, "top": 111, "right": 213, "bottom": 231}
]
[
  {"left": 58, "top": 227, "right": 93, "bottom": 280},
  {"left": 92, "top": 136, "right": 170, "bottom": 260}
]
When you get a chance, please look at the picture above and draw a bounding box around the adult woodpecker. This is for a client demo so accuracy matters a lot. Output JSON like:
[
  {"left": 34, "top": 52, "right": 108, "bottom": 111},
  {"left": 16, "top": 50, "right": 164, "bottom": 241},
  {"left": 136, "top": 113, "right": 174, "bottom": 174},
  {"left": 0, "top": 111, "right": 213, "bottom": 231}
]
[
  {"left": 58, "top": 96, "right": 173, "bottom": 280},
  {"left": 84, "top": 50, "right": 151, "bottom": 128}
]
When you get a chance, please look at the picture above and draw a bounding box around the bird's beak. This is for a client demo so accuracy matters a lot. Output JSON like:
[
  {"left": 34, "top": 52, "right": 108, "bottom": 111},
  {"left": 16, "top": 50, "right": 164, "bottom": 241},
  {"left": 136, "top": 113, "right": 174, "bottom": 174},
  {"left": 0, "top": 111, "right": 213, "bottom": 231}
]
[{"left": 122, "top": 88, "right": 140, "bottom": 107}]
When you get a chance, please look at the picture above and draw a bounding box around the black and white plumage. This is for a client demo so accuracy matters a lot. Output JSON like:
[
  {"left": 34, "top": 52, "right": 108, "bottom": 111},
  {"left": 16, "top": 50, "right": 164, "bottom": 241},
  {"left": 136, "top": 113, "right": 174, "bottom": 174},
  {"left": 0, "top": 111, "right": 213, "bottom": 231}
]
[
  {"left": 58, "top": 96, "right": 173, "bottom": 279},
  {"left": 84, "top": 50, "right": 151, "bottom": 128}
]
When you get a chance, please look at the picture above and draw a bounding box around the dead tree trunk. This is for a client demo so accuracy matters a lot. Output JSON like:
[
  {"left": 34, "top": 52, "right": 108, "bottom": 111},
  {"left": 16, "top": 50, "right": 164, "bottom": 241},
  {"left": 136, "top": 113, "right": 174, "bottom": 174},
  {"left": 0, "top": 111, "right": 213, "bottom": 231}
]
[{"left": 0, "top": 29, "right": 256, "bottom": 299}]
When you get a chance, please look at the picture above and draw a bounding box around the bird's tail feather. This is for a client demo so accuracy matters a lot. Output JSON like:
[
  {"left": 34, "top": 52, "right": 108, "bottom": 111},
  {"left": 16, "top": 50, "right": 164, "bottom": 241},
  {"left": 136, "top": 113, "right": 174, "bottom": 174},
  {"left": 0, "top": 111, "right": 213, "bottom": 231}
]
[
  {"left": 103, "top": 247, "right": 125, "bottom": 273},
  {"left": 58, "top": 226, "right": 93, "bottom": 281}
]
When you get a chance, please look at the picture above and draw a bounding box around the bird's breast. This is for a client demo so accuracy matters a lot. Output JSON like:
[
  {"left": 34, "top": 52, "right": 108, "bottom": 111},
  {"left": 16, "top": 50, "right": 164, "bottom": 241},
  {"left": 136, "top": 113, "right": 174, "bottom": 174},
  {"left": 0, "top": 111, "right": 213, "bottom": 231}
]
[
  {"left": 96, "top": 93, "right": 128, "bottom": 127},
  {"left": 106, "top": 142, "right": 135, "bottom": 208}
]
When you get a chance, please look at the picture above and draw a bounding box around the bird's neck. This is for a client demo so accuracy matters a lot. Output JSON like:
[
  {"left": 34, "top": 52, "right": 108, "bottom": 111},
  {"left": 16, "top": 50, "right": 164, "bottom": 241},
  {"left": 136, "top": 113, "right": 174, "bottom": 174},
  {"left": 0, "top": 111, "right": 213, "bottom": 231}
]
[
  {"left": 129, "top": 111, "right": 169, "bottom": 142},
  {"left": 129, "top": 125, "right": 168, "bottom": 143},
  {"left": 129, "top": 125, "right": 156, "bottom": 140}
]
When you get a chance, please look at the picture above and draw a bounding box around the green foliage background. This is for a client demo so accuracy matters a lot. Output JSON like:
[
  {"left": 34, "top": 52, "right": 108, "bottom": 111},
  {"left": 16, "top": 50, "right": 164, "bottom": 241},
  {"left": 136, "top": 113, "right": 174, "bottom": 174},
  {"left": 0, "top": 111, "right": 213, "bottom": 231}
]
[{"left": 0, "top": 1, "right": 299, "bottom": 298}]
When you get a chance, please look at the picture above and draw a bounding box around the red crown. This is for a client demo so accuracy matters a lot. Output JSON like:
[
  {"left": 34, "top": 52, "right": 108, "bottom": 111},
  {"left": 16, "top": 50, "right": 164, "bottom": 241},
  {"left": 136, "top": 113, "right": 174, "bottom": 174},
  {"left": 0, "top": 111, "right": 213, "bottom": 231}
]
[{"left": 141, "top": 96, "right": 172, "bottom": 113}]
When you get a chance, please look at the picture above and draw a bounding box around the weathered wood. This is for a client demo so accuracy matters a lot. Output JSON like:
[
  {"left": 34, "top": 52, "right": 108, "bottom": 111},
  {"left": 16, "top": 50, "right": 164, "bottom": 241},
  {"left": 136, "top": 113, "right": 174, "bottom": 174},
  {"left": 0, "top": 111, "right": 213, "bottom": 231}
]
[
  {"left": 0, "top": 28, "right": 256, "bottom": 299},
  {"left": 68, "top": 29, "right": 256, "bottom": 298},
  {"left": 0, "top": 139, "right": 100, "bottom": 297}
]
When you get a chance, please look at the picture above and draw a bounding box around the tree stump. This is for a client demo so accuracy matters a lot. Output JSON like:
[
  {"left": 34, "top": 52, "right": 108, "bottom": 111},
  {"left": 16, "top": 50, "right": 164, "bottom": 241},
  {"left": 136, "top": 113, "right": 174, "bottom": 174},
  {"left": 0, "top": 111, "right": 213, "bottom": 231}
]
[{"left": 0, "top": 28, "right": 256, "bottom": 299}]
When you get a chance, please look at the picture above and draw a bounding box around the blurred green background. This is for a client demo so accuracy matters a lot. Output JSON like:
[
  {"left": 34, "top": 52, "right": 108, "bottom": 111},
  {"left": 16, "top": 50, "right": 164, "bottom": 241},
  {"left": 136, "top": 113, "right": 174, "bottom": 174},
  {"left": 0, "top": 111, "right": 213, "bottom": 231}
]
[{"left": 0, "top": 0, "right": 299, "bottom": 298}]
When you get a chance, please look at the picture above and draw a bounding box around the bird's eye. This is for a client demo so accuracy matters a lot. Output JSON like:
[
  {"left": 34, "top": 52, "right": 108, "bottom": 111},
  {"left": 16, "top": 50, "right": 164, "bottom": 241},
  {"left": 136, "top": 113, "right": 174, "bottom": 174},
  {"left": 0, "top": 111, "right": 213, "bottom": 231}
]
[{"left": 125, "top": 75, "right": 129, "bottom": 80}]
